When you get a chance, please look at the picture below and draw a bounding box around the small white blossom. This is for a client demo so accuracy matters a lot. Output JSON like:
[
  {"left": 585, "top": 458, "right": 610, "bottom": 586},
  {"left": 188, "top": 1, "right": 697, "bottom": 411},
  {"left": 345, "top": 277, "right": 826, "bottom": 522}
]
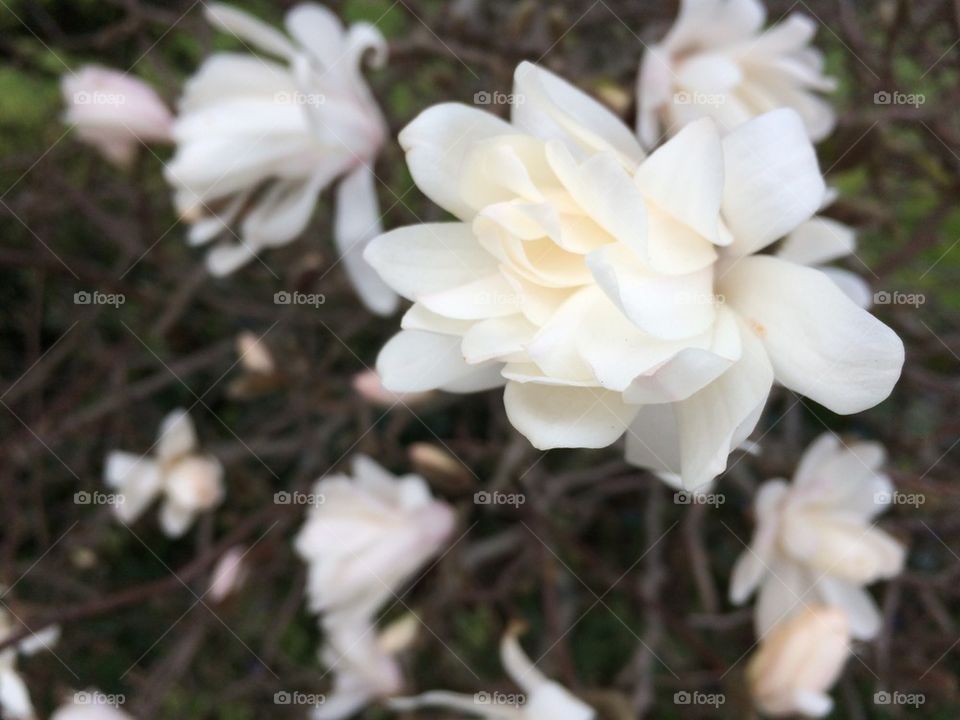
[
  {"left": 637, "top": 0, "right": 836, "bottom": 147},
  {"left": 104, "top": 409, "right": 224, "bottom": 538},
  {"left": 0, "top": 600, "right": 60, "bottom": 720},
  {"left": 730, "top": 433, "right": 906, "bottom": 640}
]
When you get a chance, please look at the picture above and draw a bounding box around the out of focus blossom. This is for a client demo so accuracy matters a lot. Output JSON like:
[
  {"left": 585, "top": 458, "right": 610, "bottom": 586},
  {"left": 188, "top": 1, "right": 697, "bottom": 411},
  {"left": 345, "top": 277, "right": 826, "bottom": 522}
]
[
  {"left": 0, "top": 600, "right": 60, "bottom": 720},
  {"left": 747, "top": 606, "right": 850, "bottom": 718},
  {"left": 165, "top": 3, "right": 398, "bottom": 316},
  {"left": 391, "top": 625, "right": 595, "bottom": 719},
  {"left": 730, "top": 433, "right": 906, "bottom": 640},
  {"left": 637, "top": 0, "right": 836, "bottom": 147},
  {"left": 236, "top": 331, "right": 276, "bottom": 375},
  {"left": 104, "top": 409, "right": 224, "bottom": 538},
  {"left": 62, "top": 66, "right": 173, "bottom": 167},
  {"left": 294, "top": 455, "right": 455, "bottom": 620},
  {"left": 208, "top": 546, "right": 249, "bottom": 603},
  {"left": 365, "top": 60, "right": 903, "bottom": 489},
  {"left": 51, "top": 692, "right": 134, "bottom": 720},
  {"left": 314, "top": 614, "right": 416, "bottom": 720}
]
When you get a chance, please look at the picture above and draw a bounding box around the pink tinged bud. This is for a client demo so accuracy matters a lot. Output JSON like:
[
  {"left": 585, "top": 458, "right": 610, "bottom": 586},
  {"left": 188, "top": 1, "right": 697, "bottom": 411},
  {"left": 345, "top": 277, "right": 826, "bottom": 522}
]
[
  {"left": 208, "top": 546, "right": 247, "bottom": 603},
  {"left": 352, "top": 369, "right": 433, "bottom": 408},
  {"left": 235, "top": 331, "right": 276, "bottom": 375},
  {"left": 61, "top": 65, "right": 173, "bottom": 167}
]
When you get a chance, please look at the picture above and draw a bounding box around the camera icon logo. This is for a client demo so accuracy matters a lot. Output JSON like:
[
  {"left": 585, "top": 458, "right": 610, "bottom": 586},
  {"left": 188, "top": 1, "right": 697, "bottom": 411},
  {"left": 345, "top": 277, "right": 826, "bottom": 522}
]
[
  {"left": 274, "top": 491, "right": 291, "bottom": 505},
  {"left": 673, "top": 691, "right": 692, "bottom": 704},
  {"left": 874, "top": 91, "right": 892, "bottom": 104},
  {"left": 274, "top": 291, "right": 292, "bottom": 305}
]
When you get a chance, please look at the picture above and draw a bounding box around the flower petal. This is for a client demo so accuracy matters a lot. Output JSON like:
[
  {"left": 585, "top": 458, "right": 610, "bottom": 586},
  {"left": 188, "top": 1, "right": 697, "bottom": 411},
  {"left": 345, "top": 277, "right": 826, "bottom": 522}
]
[
  {"left": 721, "top": 255, "right": 904, "bottom": 414},
  {"left": 204, "top": 3, "right": 297, "bottom": 59},
  {"left": 721, "top": 109, "right": 825, "bottom": 257},
  {"left": 776, "top": 217, "right": 856, "bottom": 266},
  {"left": 334, "top": 166, "right": 400, "bottom": 316},
  {"left": 504, "top": 381, "right": 639, "bottom": 450},
  {"left": 377, "top": 330, "right": 500, "bottom": 393}
]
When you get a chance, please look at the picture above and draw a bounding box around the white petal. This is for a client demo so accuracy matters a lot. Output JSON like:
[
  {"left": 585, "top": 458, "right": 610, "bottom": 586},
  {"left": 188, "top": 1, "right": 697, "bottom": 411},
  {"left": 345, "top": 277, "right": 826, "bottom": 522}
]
[
  {"left": 729, "top": 481, "right": 789, "bottom": 604},
  {"left": 776, "top": 217, "right": 856, "bottom": 266},
  {"left": 665, "top": 0, "right": 765, "bottom": 49},
  {"left": 204, "top": 3, "right": 297, "bottom": 59},
  {"left": 815, "top": 577, "right": 882, "bottom": 641},
  {"left": 157, "top": 408, "right": 197, "bottom": 460},
  {"left": 721, "top": 109, "right": 825, "bottom": 257},
  {"left": 500, "top": 631, "right": 550, "bottom": 694},
  {"left": 462, "top": 315, "right": 537, "bottom": 364},
  {"left": 334, "top": 166, "right": 400, "bottom": 316},
  {"left": 634, "top": 117, "right": 725, "bottom": 244},
  {"left": 364, "top": 223, "right": 496, "bottom": 300},
  {"left": 0, "top": 668, "right": 34, "bottom": 720},
  {"left": 206, "top": 242, "right": 257, "bottom": 276},
  {"left": 721, "top": 255, "right": 904, "bottom": 414},
  {"left": 418, "top": 273, "right": 520, "bottom": 320},
  {"left": 242, "top": 175, "right": 325, "bottom": 249},
  {"left": 587, "top": 244, "right": 717, "bottom": 340},
  {"left": 284, "top": 4, "right": 345, "bottom": 67},
  {"left": 755, "top": 559, "right": 810, "bottom": 638},
  {"left": 399, "top": 103, "right": 514, "bottom": 219},
  {"left": 377, "top": 330, "right": 496, "bottom": 393},
  {"left": 106, "top": 455, "right": 163, "bottom": 524},
  {"left": 512, "top": 61, "right": 644, "bottom": 166},
  {"left": 675, "top": 53, "right": 743, "bottom": 93},
  {"left": 820, "top": 267, "right": 872, "bottom": 309},
  {"left": 159, "top": 499, "right": 196, "bottom": 538},
  {"left": 504, "top": 381, "right": 639, "bottom": 450}
]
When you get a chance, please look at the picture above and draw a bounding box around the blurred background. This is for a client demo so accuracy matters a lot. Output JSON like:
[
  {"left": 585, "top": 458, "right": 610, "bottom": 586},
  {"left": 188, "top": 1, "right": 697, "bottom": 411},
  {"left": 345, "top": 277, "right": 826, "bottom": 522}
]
[{"left": 1, "top": 0, "right": 958, "bottom": 717}]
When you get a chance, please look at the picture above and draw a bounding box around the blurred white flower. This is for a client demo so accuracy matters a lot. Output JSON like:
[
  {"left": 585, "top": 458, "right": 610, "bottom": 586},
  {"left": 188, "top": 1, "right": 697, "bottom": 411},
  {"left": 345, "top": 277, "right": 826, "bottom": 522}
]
[
  {"left": 51, "top": 693, "right": 134, "bottom": 720},
  {"left": 294, "top": 455, "right": 456, "bottom": 620},
  {"left": 236, "top": 331, "right": 276, "bottom": 375},
  {"left": 104, "top": 408, "right": 224, "bottom": 538},
  {"left": 313, "top": 613, "right": 415, "bottom": 720},
  {"left": 0, "top": 602, "right": 60, "bottom": 720},
  {"left": 364, "top": 61, "right": 903, "bottom": 489},
  {"left": 164, "top": 2, "right": 398, "bottom": 315},
  {"left": 391, "top": 625, "right": 595, "bottom": 719},
  {"left": 746, "top": 605, "right": 850, "bottom": 718},
  {"left": 730, "top": 433, "right": 906, "bottom": 640},
  {"left": 61, "top": 65, "right": 173, "bottom": 167},
  {"left": 637, "top": 0, "right": 836, "bottom": 148}
]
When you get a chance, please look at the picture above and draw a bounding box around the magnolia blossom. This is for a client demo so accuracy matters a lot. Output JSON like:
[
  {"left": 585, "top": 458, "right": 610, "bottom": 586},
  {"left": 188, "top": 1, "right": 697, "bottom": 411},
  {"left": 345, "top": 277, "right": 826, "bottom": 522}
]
[
  {"left": 62, "top": 65, "right": 173, "bottom": 167},
  {"left": 294, "top": 455, "right": 455, "bottom": 620},
  {"left": 730, "top": 433, "right": 906, "bottom": 640},
  {"left": 0, "top": 602, "right": 60, "bottom": 720},
  {"left": 51, "top": 695, "right": 135, "bottom": 720},
  {"left": 314, "top": 614, "right": 416, "bottom": 720},
  {"left": 104, "top": 409, "right": 224, "bottom": 538},
  {"left": 391, "top": 626, "right": 595, "bottom": 720},
  {"left": 637, "top": 0, "right": 836, "bottom": 147},
  {"left": 165, "top": 3, "right": 398, "bottom": 315},
  {"left": 364, "top": 62, "right": 903, "bottom": 489},
  {"left": 207, "top": 546, "right": 249, "bottom": 603},
  {"left": 746, "top": 606, "right": 850, "bottom": 718}
]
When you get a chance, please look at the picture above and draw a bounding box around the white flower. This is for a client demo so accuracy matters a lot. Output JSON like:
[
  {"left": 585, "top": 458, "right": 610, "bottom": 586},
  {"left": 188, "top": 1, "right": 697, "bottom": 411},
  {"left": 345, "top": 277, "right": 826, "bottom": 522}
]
[
  {"left": 746, "top": 605, "right": 850, "bottom": 718},
  {"left": 61, "top": 65, "right": 173, "bottom": 167},
  {"left": 391, "top": 625, "right": 595, "bottom": 719},
  {"left": 51, "top": 692, "right": 134, "bottom": 720},
  {"left": 363, "top": 61, "right": 903, "bottom": 489},
  {"left": 294, "top": 455, "right": 455, "bottom": 620},
  {"left": 313, "top": 614, "right": 414, "bottom": 720},
  {"left": 165, "top": 3, "right": 399, "bottom": 315},
  {"left": 104, "top": 409, "right": 224, "bottom": 538},
  {"left": 0, "top": 602, "right": 60, "bottom": 720},
  {"left": 637, "top": 0, "right": 837, "bottom": 148},
  {"left": 730, "top": 433, "right": 906, "bottom": 640}
]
